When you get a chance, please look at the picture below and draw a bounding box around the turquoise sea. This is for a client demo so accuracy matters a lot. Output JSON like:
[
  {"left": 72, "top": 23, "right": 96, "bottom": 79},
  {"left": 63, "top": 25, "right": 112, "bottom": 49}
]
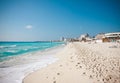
[
  {"left": 0, "top": 41, "right": 64, "bottom": 61},
  {"left": 0, "top": 41, "right": 64, "bottom": 83}
]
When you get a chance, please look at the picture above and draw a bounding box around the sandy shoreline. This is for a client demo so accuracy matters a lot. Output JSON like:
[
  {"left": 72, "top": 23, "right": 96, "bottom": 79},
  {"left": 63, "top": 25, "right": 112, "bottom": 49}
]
[
  {"left": 0, "top": 44, "right": 65, "bottom": 83},
  {"left": 23, "top": 42, "right": 120, "bottom": 83}
]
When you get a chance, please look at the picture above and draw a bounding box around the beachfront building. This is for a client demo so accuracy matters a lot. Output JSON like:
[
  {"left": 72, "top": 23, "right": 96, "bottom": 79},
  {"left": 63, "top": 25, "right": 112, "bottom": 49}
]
[
  {"left": 63, "top": 38, "right": 73, "bottom": 42},
  {"left": 60, "top": 37, "right": 65, "bottom": 41},
  {"left": 103, "top": 32, "right": 120, "bottom": 42},
  {"left": 79, "top": 33, "right": 92, "bottom": 42},
  {"left": 95, "top": 33, "right": 105, "bottom": 43},
  {"left": 95, "top": 33, "right": 105, "bottom": 39},
  {"left": 64, "top": 38, "right": 79, "bottom": 42},
  {"left": 95, "top": 32, "right": 120, "bottom": 43}
]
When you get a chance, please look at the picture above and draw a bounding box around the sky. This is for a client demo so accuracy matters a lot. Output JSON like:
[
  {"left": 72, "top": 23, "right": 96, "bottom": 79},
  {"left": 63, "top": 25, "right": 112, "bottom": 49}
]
[{"left": 0, "top": 0, "right": 120, "bottom": 41}]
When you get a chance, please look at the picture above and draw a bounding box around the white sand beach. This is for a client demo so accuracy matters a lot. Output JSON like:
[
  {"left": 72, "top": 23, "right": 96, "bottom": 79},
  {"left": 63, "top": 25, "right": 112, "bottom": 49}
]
[{"left": 23, "top": 42, "right": 120, "bottom": 83}]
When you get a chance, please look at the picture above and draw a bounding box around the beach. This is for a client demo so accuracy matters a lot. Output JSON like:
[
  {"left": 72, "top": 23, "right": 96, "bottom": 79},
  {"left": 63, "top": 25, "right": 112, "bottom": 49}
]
[
  {"left": 0, "top": 42, "right": 65, "bottom": 83},
  {"left": 23, "top": 42, "right": 120, "bottom": 83},
  {"left": 1, "top": 0, "right": 120, "bottom": 83}
]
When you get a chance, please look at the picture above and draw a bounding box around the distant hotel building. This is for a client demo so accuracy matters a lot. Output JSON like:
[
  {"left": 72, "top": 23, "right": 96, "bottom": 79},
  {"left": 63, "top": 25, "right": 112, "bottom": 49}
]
[
  {"left": 95, "top": 32, "right": 120, "bottom": 42},
  {"left": 60, "top": 37, "right": 65, "bottom": 41},
  {"left": 103, "top": 32, "right": 120, "bottom": 42},
  {"left": 95, "top": 33, "right": 105, "bottom": 42},
  {"left": 60, "top": 32, "right": 120, "bottom": 43},
  {"left": 79, "top": 33, "right": 92, "bottom": 42}
]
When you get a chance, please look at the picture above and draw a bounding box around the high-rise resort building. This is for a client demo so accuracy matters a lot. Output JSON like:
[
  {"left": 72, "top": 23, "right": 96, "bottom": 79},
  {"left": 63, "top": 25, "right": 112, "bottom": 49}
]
[{"left": 60, "top": 37, "right": 65, "bottom": 41}]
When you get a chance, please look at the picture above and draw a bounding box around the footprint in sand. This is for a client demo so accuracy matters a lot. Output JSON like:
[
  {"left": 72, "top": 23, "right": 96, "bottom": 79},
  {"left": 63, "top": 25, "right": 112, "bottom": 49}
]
[
  {"left": 52, "top": 73, "right": 60, "bottom": 83},
  {"left": 83, "top": 72, "right": 86, "bottom": 75},
  {"left": 57, "top": 73, "right": 60, "bottom": 75},
  {"left": 53, "top": 81, "right": 56, "bottom": 83},
  {"left": 89, "top": 75, "right": 93, "bottom": 79},
  {"left": 79, "top": 66, "right": 82, "bottom": 68},
  {"left": 59, "top": 65, "right": 62, "bottom": 67}
]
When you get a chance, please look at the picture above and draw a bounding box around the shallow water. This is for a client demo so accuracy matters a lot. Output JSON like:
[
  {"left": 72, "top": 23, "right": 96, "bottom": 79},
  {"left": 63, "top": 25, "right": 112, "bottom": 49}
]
[
  {"left": 0, "top": 42, "right": 64, "bottom": 83},
  {"left": 0, "top": 42, "right": 63, "bottom": 61}
]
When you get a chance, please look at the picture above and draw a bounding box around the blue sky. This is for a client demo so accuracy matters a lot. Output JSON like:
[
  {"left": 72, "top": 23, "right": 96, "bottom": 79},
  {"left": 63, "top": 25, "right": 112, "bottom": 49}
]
[{"left": 0, "top": 0, "right": 120, "bottom": 41}]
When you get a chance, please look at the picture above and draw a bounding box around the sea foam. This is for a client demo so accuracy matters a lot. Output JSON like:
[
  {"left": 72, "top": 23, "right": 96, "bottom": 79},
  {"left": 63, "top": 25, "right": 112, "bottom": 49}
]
[
  {"left": 0, "top": 42, "right": 64, "bottom": 83},
  {"left": 0, "top": 44, "right": 64, "bottom": 83},
  {"left": 0, "top": 51, "right": 59, "bottom": 83}
]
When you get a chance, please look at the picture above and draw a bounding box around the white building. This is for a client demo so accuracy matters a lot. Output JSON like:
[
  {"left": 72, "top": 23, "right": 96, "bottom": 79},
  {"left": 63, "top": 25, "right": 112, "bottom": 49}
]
[
  {"left": 79, "top": 33, "right": 92, "bottom": 42},
  {"left": 103, "top": 32, "right": 120, "bottom": 42},
  {"left": 104, "top": 32, "right": 120, "bottom": 38},
  {"left": 95, "top": 33, "right": 105, "bottom": 43},
  {"left": 60, "top": 37, "right": 64, "bottom": 41}
]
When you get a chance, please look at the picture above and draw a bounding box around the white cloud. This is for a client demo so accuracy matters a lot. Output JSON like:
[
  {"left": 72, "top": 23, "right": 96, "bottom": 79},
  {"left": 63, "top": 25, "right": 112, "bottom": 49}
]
[{"left": 25, "top": 25, "right": 33, "bottom": 29}]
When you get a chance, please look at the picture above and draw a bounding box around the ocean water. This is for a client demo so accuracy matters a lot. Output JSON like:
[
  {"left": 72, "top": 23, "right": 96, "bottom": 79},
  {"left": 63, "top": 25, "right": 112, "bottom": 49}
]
[
  {"left": 0, "top": 41, "right": 63, "bottom": 61},
  {"left": 0, "top": 41, "right": 64, "bottom": 83}
]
